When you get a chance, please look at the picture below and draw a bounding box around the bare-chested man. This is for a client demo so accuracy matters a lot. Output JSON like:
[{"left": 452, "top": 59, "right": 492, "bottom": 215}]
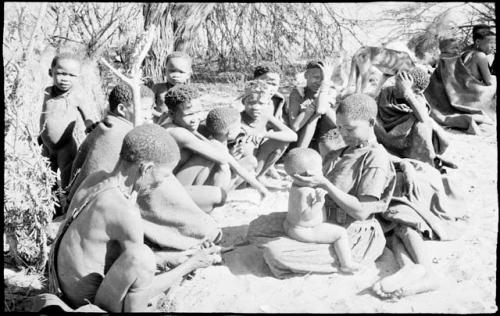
[{"left": 50, "top": 124, "right": 222, "bottom": 312}]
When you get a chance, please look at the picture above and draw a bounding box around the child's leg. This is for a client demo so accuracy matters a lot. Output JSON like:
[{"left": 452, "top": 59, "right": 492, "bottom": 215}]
[
  {"left": 56, "top": 140, "right": 78, "bottom": 190},
  {"left": 255, "top": 139, "right": 288, "bottom": 178},
  {"left": 175, "top": 155, "right": 217, "bottom": 186}
]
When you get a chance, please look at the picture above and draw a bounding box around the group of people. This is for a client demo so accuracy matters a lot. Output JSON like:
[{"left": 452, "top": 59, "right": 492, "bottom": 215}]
[{"left": 35, "top": 23, "right": 495, "bottom": 312}]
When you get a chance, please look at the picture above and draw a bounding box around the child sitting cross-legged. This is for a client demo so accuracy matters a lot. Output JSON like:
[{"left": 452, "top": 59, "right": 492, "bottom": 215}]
[
  {"left": 160, "top": 84, "right": 269, "bottom": 201},
  {"left": 283, "top": 148, "right": 361, "bottom": 273}
]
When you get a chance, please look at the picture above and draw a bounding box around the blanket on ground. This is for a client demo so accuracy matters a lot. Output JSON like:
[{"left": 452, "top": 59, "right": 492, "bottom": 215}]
[
  {"left": 246, "top": 212, "right": 385, "bottom": 279},
  {"left": 424, "top": 54, "right": 496, "bottom": 131}
]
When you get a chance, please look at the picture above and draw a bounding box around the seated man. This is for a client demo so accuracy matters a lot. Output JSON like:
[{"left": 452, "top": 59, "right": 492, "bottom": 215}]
[
  {"left": 49, "top": 124, "right": 222, "bottom": 312},
  {"left": 375, "top": 67, "right": 451, "bottom": 167},
  {"left": 152, "top": 51, "right": 193, "bottom": 123},
  {"left": 160, "top": 84, "right": 269, "bottom": 199},
  {"left": 288, "top": 60, "right": 338, "bottom": 152}
]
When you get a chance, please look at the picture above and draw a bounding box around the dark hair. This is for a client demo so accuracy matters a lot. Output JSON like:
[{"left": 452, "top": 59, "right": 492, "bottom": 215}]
[
  {"left": 109, "top": 84, "right": 155, "bottom": 112},
  {"left": 305, "top": 60, "right": 322, "bottom": 71},
  {"left": 163, "top": 84, "right": 200, "bottom": 114},
  {"left": 51, "top": 53, "right": 81, "bottom": 68},
  {"left": 473, "top": 29, "right": 495, "bottom": 42},
  {"left": 337, "top": 93, "right": 377, "bottom": 121},
  {"left": 205, "top": 107, "right": 241, "bottom": 135},
  {"left": 253, "top": 62, "right": 282, "bottom": 79},
  {"left": 409, "top": 67, "right": 430, "bottom": 92},
  {"left": 472, "top": 24, "right": 491, "bottom": 36},
  {"left": 166, "top": 51, "right": 192, "bottom": 66},
  {"left": 120, "top": 124, "right": 180, "bottom": 165}
]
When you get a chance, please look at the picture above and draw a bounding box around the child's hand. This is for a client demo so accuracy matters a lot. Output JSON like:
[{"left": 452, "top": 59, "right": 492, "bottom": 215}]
[
  {"left": 188, "top": 246, "right": 222, "bottom": 270},
  {"left": 299, "top": 99, "right": 316, "bottom": 112},
  {"left": 318, "top": 60, "right": 335, "bottom": 83},
  {"left": 396, "top": 71, "right": 414, "bottom": 95}
]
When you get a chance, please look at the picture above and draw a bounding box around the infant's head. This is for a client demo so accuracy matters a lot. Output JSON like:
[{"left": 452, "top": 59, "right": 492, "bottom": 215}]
[{"left": 284, "top": 148, "right": 323, "bottom": 177}]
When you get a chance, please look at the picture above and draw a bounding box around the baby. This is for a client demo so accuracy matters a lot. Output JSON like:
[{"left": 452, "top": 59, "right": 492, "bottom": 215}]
[{"left": 283, "top": 148, "right": 360, "bottom": 273}]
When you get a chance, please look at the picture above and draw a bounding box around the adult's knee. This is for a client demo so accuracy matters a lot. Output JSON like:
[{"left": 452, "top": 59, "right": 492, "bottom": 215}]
[{"left": 122, "top": 244, "right": 156, "bottom": 276}]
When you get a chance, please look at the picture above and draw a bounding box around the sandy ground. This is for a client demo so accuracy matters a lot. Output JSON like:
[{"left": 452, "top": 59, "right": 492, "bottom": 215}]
[
  {"left": 4, "top": 84, "right": 497, "bottom": 313},
  {"left": 155, "top": 87, "right": 498, "bottom": 313}
]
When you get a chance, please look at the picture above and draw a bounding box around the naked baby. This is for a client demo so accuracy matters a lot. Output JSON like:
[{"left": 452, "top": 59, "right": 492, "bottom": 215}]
[{"left": 282, "top": 148, "right": 361, "bottom": 273}]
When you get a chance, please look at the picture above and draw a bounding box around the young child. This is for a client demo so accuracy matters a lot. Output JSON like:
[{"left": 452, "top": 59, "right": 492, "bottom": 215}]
[
  {"left": 175, "top": 106, "right": 242, "bottom": 191},
  {"left": 283, "top": 148, "right": 361, "bottom": 273},
  {"left": 253, "top": 62, "right": 288, "bottom": 124},
  {"left": 39, "top": 53, "right": 94, "bottom": 214},
  {"left": 463, "top": 24, "right": 496, "bottom": 75},
  {"left": 288, "top": 60, "right": 338, "bottom": 151},
  {"left": 234, "top": 80, "right": 298, "bottom": 184},
  {"left": 160, "top": 84, "right": 269, "bottom": 199},
  {"left": 152, "top": 51, "right": 193, "bottom": 122},
  {"left": 461, "top": 29, "right": 496, "bottom": 85}
]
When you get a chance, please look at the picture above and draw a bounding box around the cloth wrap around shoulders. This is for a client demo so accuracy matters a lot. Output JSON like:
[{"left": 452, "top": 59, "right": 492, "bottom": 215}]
[
  {"left": 376, "top": 86, "right": 449, "bottom": 164},
  {"left": 424, "top": 53, "right": 496, "bottom": 131},
  {"left": 67, "top": 114, "right": 221, "bottom": 251},
  {"left": 247, "top": 142, "right": 396, "bottom": 278}
]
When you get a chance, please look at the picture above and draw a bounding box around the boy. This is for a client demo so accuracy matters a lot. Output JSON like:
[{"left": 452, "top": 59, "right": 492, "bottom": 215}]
[
  {"left": 39, "top": 53, "right": 95, "bottom": 214},
  {"left": 67, "top": 84, "right": 155, "bottom": 204},
  {"left": 152, "top": 51, "right": 193, "bottom": 122},
  {"left": 160, "top": 84, "right": 269, "bottom": 199},
  {"left": 50, "top": 124, "right": 222, "bottom": 312},
  {"left": 283, "top": 148, "right": 361, "bottom": 273},
  {"left": 375, "top": 67, "right": 451, "bottom": 166},
  {"left": 288, "top": 60, "right": 338, "bottom": 151},
  {"left": 463, "top": 24, "right": 496, "bottom": 75},
  {"left": 235, "top": 80, "right": 298, "bottom": 183},
  {"left": 461, "top": 29, "right": 496, "bottom": 85},
  {"left": 253, "top": 62, "right": 288, "bottom": 123},
  {"left": 176, "top": 106, "right": 242, "bottom": 191}
]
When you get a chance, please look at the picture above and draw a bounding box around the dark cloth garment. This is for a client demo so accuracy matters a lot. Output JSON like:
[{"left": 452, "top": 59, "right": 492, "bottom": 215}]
[
  {"left": 424, "top": 53, "right": 496, "bottom": 132},
  {"left": 68, "top": 114, "right": 133, "bottom": 202},
  {"left": 247, "top": 142, "right": 396, "bottom": 278},
  {"left": 378, "top": 159, "right": 469, "bottom": 241},
  {"left": 376, "top": 86, "right": 449, "bottom": 165}
]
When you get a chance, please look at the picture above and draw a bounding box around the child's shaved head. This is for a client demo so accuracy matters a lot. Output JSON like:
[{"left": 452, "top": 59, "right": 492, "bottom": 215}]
[
  {"left": 51, "top": 52, "right": 81, "bottom": 68},
  {"left": 166, "top": 51, "right": 192, "bottom": 66},
  {"left": 408, "top": 67, "right": 430, "bottom": 92},
  {"left": 164, "top": 84, "right": 200, "bottom": 114},
  {"left": 284, "top": 148, "right": 322, "bottom": 176},
  {"left": 337, "top": 93, "right": 377, "bottom": 121},
  {"left": 109, "top": 84, "right": 154, "bottom": 112},
  {"left": 120, "top": 124, "right": 180, "bottom": 165},
  {"left": 206, "top": 107, "right": 241, "bottom": 136}
]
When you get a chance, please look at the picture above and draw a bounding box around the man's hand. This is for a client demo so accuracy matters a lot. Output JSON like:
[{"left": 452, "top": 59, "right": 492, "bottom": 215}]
[
  {"left": 399, "top": 160, "right": 420, "bottom": 201},
  {"left": 188, "top": 246, "right": 222, "bottom": 270},
  {"left": 396, "top": 71, "right": 414, "bottom": 95}
]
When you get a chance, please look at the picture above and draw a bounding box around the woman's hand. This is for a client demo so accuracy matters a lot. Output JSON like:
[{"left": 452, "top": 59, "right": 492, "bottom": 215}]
[
  {"left": 292, "top": 170, "right": 327, "bottom": 188},
  {"left": 399, "top": 160, "right": 420, "bottom": 201}
]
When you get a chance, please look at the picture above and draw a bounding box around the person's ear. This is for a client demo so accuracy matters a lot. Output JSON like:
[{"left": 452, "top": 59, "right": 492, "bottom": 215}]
[
  {"left": 369, "top": 117, "right": 375, "bottom": 127},
  {"left": 115, "top": 103, "right": 128, "bottom": 118},
  {"left": 139, "top": 162, "right": 155, "bottom": 177},
  {"left": 48, "top": 68, "right": 52, "bottom": 77}
]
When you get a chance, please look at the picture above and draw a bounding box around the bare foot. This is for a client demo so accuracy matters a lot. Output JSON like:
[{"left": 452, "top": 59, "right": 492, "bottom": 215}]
[{"left": 372, "top": 264, "right": 442, "bottom": 300}]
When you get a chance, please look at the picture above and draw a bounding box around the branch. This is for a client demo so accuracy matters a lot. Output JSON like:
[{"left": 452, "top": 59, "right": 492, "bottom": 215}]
[
  {"left": 131, "top": 25, "right": 156, "bottom": 76},
  {"left": 99, "top": 58, "right": 133, "bottom": 85}
]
